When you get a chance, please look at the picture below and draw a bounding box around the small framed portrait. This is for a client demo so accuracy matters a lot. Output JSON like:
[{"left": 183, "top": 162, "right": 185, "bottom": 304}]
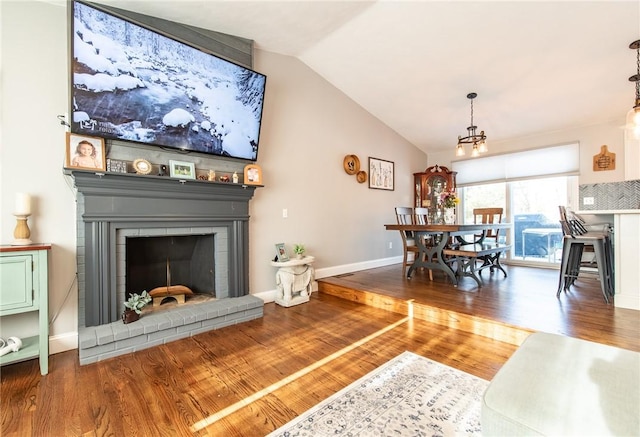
[
  {"left": 65, "top": 132, "right": 106, "bottom": 171},
  {"left": 275, "top": 243, "right": 289, "bottom": 262},
  {"left": 169, "top": 160, "right": 196, "bottom": 179},
  {"left": 243, "top": 164, "right": 263, "bottom": 185},
  {"left": 368, "top": 157, "right": 394, "bottom": 191}
]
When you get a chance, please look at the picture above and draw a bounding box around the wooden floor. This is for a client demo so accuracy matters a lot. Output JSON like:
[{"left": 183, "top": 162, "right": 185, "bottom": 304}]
[{"left": 1, "top": 265, "right": 638, "bottom": 436}]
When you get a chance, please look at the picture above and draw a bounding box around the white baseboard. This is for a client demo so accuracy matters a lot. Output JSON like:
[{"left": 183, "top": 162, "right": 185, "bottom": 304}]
[
  {"left": 49, "top": 257, "right": 402, "bottom": 353},
  {"left": 254, "top": 257, "right": 401, "bottom": 304},
  {"left": 614, "top": 294, "right": 640, "bottom": 311},
  {"left": 315, "top": 256, "right": 401, "bottom": 279},
  {"left": 49, "top": 331, "right": 78, "bottom": 354}
]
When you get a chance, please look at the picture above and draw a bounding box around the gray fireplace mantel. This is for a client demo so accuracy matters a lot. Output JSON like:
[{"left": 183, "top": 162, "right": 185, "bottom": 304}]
[{"left": 70, "top": 170, "right": 258, "bottom": 326}]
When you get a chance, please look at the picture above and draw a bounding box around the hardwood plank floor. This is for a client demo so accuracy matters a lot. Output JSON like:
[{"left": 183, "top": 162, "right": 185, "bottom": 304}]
[
  {"left": 320, "top": 264, "right": 640, "bottom": 351},
  {"left": 1, "top": 264, "right": 638, "bottom": 436}
]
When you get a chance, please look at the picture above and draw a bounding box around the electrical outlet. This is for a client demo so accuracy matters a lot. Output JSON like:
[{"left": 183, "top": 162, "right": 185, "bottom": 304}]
[
  {"left": 282, "top": 208, "right": 288, "bottom": 218},
  {"left": 388, "top": 242, "right": 393, "bottom": 249},
  {"left": 583, "top": 197, "right": 595, "bottom": 205}
]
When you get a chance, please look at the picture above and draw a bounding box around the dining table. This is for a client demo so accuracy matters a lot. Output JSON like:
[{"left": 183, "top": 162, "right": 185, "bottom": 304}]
[{"left": 385, "top": 222, "right": 512, "bottom": 284}]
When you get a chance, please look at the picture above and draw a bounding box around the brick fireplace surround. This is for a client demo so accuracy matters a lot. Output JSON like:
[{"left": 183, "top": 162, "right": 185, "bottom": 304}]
[{"left": 70, "top": 171, "right": 264, "bottom": 364}]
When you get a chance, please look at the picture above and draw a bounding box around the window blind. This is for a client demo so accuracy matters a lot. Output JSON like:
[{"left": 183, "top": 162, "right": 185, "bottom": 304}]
[{"left": 452, "top": 143, "right": 580, "bottom": 186}]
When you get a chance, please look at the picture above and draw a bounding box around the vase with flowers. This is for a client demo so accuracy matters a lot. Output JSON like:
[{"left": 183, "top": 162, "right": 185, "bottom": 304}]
[{"left": 439, "top": 191, "right": 459, "bottom": 224}]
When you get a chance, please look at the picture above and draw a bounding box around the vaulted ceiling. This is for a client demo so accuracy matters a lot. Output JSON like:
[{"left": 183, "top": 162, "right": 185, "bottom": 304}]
[{"left": 94, "top": 1, "right": 640, "bottom": 154}]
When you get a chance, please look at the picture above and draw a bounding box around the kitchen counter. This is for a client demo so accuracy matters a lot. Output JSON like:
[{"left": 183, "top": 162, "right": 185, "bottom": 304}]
[
  {"left": 578, "top": 210, "right": 640, "bottom": 311},
  {"left": 577, "top": 209, "right": 640, "bottom": 214}
]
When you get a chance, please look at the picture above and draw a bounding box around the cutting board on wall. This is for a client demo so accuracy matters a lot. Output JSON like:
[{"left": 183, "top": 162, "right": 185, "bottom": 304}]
[{"left": 593, "top": 145, "right": 616, "bottom": 171}]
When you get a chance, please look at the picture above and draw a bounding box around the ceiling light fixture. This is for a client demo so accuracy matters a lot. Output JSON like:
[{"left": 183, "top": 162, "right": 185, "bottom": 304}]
[
  {"left": 627, "top": 40, "right": 640, "bottom": 139},
  {"left": 456, "top": 92, "right": 487, "bottom": 157}
]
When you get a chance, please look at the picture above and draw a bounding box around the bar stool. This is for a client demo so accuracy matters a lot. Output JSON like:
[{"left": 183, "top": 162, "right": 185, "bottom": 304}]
[{"left": 557, "top": 213, "right": 614, "bottom": 303}]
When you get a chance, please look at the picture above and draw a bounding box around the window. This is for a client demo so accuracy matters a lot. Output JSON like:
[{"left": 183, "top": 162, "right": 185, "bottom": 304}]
[{"left": 453, "top": 144, "right": 579, "bottom": 266}]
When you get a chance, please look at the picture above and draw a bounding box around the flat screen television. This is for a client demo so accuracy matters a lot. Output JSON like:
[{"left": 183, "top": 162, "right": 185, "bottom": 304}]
[{"left": 70, "top": 1, "right": 266, "bottom": 161}]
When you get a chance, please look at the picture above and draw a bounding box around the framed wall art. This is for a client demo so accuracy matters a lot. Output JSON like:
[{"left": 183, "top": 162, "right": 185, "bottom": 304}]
[
  {"left": 65, "top": 132, "right": 106, "bottom": 171},
  {"left": 169, "top": 160, "right": 196, "bottom": 179},
  {"left": 368, "top": 157, "right": 394, "bottom": 190}
]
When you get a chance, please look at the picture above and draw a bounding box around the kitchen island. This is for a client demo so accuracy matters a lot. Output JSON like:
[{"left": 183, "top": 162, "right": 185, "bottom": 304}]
[{"left": 578, "top": 209, "right": 640, "bottom": 310}]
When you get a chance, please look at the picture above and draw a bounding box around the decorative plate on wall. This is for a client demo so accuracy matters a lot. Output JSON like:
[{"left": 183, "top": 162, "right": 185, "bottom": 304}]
[
  {"left": 343, "top": 155, "right": 360, "bottom": 175},
  {"left": 133, "top": 159, "right": 152, "bottom": 175},
  {"left": 356, "top": 170, "right": 367, "bottom": 183}
]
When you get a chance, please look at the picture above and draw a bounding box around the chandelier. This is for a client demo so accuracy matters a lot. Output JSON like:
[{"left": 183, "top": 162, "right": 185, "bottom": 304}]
[
  {"left": 627, "top": 39, "right": 640, "bottom": 139},
  {"left": 456, "top": 92, "right": 487, "bottom": 157}
]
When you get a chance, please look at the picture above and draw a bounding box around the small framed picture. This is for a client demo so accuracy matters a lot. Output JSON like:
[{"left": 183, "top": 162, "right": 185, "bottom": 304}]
[
  {"left": 106, "top": 158, "right": 128, "bottom": 173},
  {"left": 169, "top": 160, "right": 196, "bottom": 179},
  {"left": 65, "top": 132, "right": 106, "bottom": 171},
  {"left": 368, "top": 157, "right": 394, "bottom": 191},
  {"left": 275, "top": 243, "right": 289, "bottom": 262},
  {"left": 243, "top": 164, "right": 263, "bottom": 185}
]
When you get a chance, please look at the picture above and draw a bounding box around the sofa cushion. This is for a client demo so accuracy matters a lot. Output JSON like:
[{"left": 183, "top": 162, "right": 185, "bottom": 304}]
[{"left": 482, "top": 332, "right": 639, "bottom": 436}]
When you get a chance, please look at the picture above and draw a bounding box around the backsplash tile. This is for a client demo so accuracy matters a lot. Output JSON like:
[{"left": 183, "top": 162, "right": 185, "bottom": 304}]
[{"left": 579, "top": 180, "right": 640, "bottom": 210}]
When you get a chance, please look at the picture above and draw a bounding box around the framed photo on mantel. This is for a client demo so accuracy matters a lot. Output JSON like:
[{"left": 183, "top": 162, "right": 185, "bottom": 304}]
[
  {"left": 169, "top": 160, "right": 196, "bottom": 179},
  {"left": 368, "top": 157, "right": 394, "bottom": 190},
  {"left": 244, "top": 164, "right": 263, "bottom": 185},
  {"left": 65, "top": 132, "right": 106, "bottom": 171}
]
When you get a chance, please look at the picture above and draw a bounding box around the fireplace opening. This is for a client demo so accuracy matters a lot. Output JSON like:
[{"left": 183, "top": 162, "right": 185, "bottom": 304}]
[{"left": 126, "top": 234, "right": 216, "bottom": 302}]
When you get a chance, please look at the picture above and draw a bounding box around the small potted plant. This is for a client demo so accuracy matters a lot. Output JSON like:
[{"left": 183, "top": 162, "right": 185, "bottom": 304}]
[
  {"left": 293, "top": 244, "right": 305, "bottom": 259},
  {"left": 122, "top": 290, "right": 152, "bottom": 324}
]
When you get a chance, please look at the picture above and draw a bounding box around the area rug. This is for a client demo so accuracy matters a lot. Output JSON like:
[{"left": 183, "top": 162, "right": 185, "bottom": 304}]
[{"left": 268, "top": 351, "right": 488, "bottom": 437}]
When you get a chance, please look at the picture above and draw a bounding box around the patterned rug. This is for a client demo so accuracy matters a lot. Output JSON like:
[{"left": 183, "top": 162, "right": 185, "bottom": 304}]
[{"left": 267, "top": 351, "right": 488, "bottom": 437}]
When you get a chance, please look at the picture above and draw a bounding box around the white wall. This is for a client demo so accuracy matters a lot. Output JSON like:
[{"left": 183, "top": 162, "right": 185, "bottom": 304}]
[
  {"left": 0, "top": 1, "right": 427, "bottom": 353},
  {"left": 1, "top": 1, "right": 78, "bottom": 352},
  {"left": 429, "top": 119, "right": 627, "bottom": 186}
]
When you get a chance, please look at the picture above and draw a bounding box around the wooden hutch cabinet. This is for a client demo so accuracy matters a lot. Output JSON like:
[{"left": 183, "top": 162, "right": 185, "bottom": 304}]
[{"left": 413, "top": 165, "right": 457, "bottom": 213}]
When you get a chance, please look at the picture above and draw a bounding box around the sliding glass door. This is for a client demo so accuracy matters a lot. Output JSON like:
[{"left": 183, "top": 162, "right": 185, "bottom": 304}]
[
  {"left": 460, "top": 176, "right": 573, "bottom": 266},
  {"left": 510, "top": 177, "right": 568, "bottom": 264}
]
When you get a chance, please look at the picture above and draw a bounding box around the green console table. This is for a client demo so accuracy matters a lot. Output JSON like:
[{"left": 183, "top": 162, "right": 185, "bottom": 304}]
[{"left": 0, "top": 244, "right": 51, "bottom": 375}]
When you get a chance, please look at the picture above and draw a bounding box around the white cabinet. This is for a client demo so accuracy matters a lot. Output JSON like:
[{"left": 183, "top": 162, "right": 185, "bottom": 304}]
[
  {"left": 578, "top": 210, "right": 640, "bottom": 310},
  {"left": 0, "top": 244, "right": 51, "bottom": 375}
]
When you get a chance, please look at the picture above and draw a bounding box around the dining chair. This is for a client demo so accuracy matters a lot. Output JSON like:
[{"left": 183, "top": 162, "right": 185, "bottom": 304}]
[
  {"left": 414, "top": 207, "right": 429, "bottom": 225},
  {"left": 557, "top": 206, "right": 613, "bottom": 303},
  {"left": 394, "top": 207, "right": 434, "bottom": 280},
  {"left": 395, "top": 207, "right": 418, "bottom": 274},
  {"left": 473, "top": 208, "right": 504, "bottom": 242},
  {"left": 414, "top": 207, "right": 434, "bottom": 280},
  {"left": 471, "top": 208, "right": 505, "bottom": 274}
]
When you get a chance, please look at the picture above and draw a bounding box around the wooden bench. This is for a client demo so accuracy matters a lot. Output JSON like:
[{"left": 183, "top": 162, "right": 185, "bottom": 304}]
[{"left": 443, "top": 242, "right": 511, "bottom": 287}]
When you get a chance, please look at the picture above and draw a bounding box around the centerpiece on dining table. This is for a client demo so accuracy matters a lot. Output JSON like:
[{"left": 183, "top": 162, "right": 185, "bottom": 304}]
[{"left": 439, "top": 190, "right": 459, "bottom": 224}]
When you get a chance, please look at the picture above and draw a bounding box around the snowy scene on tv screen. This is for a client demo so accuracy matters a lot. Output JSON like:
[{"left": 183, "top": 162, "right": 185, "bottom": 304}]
[{"left": 72, "top": 2, "right": 266, "bottom": 161}]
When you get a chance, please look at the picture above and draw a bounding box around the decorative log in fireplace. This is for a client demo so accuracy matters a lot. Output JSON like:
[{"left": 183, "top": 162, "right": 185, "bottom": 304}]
[{"left": 148, "top": 258, "right": 195, "bottom": 307}]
